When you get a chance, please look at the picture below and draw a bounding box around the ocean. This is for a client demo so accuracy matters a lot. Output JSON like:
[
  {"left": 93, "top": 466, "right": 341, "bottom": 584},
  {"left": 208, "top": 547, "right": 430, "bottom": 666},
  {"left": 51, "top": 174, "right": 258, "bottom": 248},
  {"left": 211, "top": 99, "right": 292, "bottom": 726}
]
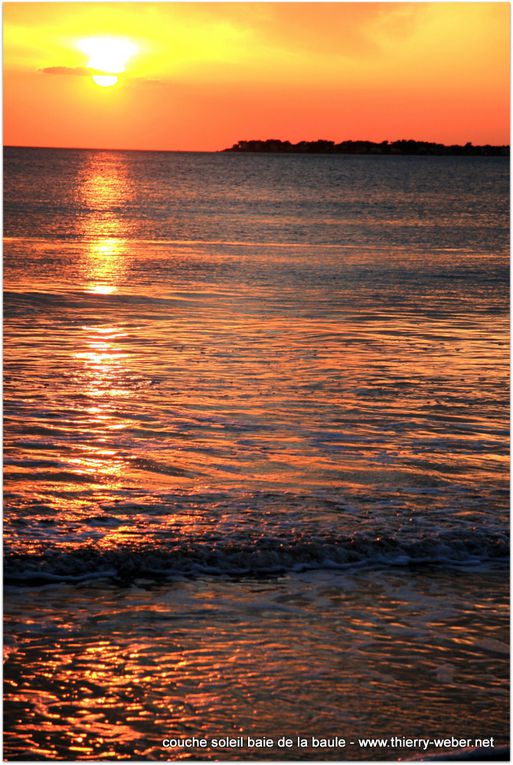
[{"left": 3, "top": 147, "right": 509, "bottom": 760}]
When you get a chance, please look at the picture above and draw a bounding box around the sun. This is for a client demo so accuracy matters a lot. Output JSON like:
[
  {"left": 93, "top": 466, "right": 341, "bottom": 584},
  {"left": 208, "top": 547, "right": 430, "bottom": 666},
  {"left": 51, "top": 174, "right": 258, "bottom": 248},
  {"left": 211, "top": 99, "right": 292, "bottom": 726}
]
[
  {"left": 93, "top": 75, "right": 118, "bottom": 88},
  {"left": 77, "top": 36, "right": 138, "bottom": 87}
]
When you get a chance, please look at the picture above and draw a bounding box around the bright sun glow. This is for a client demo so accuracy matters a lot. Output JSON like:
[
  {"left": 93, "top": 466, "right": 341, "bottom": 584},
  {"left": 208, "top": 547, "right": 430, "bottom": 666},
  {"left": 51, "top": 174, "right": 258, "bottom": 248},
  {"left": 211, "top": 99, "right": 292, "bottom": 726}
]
[
  {"left": 78, "top": 36, "right": 138, "bottom": 87},
  {"left": 93, "top": 74, "right": 118, "bottom": 87}
]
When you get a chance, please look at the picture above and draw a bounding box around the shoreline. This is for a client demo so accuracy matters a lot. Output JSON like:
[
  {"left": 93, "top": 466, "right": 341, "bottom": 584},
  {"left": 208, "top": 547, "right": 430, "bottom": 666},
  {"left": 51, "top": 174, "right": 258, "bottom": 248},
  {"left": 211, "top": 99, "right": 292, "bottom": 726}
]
[{"left": 223, "top": 139, "right": 509, "bottom": 156}]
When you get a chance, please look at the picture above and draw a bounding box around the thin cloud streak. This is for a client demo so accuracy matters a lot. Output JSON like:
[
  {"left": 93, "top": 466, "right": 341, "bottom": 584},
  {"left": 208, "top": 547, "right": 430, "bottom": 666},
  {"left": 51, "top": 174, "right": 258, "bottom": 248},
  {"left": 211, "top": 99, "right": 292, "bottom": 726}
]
[{"left": 40, "top": 66, "right": 92, "bottom": 76}]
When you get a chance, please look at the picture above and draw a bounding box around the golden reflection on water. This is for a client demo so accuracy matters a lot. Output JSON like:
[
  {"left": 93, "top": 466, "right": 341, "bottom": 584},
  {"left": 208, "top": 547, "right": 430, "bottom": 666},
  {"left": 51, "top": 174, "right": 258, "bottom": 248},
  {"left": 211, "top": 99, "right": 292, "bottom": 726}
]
[
  {"left": 84, "top": 238, "right": 128, "bottom": 295},
  {"left": 78, "top": 153, "right": 133, "bottom": 293},
  {"left": 3, "top": 573, "right": 509, "bottom": 760},
  {"left": 70, "top": 323, "right": 132, "bottom": 490},
  {"left": 79, "top": 152, "right": 132, "bottom": 218}
]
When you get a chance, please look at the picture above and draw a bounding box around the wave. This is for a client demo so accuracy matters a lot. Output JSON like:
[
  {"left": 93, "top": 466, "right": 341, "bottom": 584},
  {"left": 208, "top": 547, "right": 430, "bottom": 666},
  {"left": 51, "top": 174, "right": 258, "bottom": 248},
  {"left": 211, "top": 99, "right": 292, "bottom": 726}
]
[{"left": 4, "top": 528, "right": 508, "bottom": 586}]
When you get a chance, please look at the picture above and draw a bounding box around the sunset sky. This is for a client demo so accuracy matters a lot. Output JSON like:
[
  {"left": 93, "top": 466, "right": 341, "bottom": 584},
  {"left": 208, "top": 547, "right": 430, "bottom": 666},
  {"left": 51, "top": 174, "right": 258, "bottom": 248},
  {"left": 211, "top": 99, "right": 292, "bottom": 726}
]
[{"left": 4, "top": 2, "right": 510, "bottom": 151}]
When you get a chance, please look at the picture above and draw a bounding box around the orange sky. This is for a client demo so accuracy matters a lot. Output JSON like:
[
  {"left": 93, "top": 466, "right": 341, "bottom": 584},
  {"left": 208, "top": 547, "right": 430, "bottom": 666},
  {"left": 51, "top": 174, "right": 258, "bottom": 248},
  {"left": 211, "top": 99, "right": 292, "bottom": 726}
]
[{"left": 3, "top": 2, "right": 510, "bottom": 151}]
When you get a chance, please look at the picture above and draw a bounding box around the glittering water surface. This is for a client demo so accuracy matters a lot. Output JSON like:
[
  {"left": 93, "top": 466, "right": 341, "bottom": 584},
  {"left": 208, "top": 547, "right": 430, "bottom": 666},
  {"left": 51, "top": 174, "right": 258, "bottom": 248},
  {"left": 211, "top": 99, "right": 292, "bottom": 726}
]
[
  {"left": 4, "top": 571, "right": 509, "bottom": 761},
  {"left": 3, "top": 148, "right": 509, "bottom": 760}
]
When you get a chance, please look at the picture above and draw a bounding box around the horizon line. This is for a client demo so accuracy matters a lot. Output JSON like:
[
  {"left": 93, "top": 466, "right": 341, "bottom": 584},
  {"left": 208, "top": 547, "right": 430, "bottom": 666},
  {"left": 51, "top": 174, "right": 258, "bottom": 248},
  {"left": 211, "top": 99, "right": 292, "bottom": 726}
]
[{"left": 4, "top": 140, "right": 510, "bottom": 154}]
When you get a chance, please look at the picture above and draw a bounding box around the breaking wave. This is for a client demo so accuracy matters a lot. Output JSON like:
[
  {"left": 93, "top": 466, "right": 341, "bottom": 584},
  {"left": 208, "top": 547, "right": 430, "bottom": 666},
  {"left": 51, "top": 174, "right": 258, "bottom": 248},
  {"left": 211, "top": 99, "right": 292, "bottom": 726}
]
[{"left": 5, "top": 528, "right": 508, "bottom": 586}]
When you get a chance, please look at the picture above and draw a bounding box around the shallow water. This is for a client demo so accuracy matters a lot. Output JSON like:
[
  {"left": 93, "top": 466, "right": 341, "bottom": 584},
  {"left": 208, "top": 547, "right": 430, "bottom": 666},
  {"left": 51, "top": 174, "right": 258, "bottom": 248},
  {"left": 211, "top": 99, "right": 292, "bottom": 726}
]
[
  {"left": 4, "top": 233, "right": 509, "bottom": 576},
  {"left": 4, "top": 571, "right": 509, "bottom": 760},
  {"left": 3, "top": 148, "right": 509, "bottom": 759},
  {"left": 6, "top": 571, "right": 508, "bottom": 759}
]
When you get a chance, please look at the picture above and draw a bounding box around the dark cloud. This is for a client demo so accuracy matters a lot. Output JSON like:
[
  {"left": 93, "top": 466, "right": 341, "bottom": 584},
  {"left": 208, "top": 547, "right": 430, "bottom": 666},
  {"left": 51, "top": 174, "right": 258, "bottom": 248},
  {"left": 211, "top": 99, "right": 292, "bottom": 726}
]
[{"left": 40, "top": 66, "right": 92, "bottom": 76}]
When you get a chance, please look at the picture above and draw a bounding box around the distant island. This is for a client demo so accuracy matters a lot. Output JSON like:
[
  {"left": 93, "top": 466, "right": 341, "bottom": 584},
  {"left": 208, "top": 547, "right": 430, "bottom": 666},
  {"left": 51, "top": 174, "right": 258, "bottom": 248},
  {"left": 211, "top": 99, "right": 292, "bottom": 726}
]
[{"left": 223, "top": 139, "right": 509, "bottom": 156}]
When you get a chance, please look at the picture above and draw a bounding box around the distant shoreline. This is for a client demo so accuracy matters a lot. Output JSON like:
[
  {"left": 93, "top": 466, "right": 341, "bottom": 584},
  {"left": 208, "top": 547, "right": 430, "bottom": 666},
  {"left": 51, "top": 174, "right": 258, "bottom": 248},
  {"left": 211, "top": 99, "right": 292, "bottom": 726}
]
[
  {"left": 3, "top": 141, "right": 510, "bottom": 156},
  {"left": 223, "top": 139, "right": 509, "bottom": 156}
]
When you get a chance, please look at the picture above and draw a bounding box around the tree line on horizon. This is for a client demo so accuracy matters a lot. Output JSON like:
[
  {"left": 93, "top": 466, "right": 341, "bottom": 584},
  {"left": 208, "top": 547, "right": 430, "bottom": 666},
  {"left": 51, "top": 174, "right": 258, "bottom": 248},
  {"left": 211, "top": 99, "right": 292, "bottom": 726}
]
[{"left": 223, "top": 138, "right": 509, "bottom": 156}]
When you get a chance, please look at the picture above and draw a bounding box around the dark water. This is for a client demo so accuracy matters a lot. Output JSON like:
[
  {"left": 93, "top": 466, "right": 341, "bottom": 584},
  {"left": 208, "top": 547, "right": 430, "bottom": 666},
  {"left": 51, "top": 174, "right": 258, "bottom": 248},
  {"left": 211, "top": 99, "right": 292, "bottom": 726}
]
[{"left": 3, "top": 147, "right": 509, "bottom": 760}]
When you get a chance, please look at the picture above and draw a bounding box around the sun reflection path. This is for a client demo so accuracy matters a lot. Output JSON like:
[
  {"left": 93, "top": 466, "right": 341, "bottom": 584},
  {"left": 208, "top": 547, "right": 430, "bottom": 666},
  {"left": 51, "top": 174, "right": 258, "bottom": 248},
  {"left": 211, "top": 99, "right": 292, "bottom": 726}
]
[
  {"left": 78, "top": 153, "right": 134, "bottom": 293},
  {"left": 83, "top": 238, "right": 127, "bottom": 295},
  {"left": 70, "top": 324, "right": 132, "bottom": 491},
  {"left": 84, "top": 236, "right": 127, "bottom": 290}
]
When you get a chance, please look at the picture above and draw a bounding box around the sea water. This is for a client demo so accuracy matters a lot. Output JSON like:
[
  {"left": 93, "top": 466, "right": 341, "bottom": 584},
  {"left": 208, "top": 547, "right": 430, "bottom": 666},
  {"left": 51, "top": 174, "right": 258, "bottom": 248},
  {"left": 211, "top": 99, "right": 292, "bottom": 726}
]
[{"left": 3, "top": 147, "right": 509, "bottom": 760}]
